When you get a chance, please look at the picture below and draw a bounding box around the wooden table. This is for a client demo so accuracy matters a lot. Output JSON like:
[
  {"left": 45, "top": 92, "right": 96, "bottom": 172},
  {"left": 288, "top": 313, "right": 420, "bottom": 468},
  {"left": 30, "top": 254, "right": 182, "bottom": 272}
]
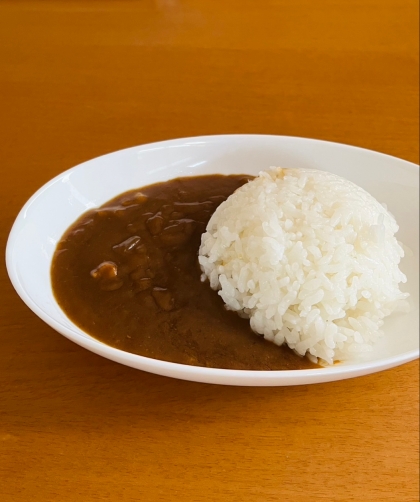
[{"left": 1, "top": 1, "right": 418, "bottom": 500}]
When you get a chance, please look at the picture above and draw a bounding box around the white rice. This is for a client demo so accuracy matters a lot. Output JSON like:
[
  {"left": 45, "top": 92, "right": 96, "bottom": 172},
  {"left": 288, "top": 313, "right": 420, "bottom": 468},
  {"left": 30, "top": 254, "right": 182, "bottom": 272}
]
[{"left": 198, "top": 167, "right": 409, "bottom": 365}]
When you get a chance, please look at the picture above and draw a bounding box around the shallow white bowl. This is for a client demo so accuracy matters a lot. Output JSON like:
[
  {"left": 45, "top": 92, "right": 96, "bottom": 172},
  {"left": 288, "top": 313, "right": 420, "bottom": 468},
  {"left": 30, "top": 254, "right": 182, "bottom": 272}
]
[{"left": 6, "top": 135, "right": 419, "bottom": 386}]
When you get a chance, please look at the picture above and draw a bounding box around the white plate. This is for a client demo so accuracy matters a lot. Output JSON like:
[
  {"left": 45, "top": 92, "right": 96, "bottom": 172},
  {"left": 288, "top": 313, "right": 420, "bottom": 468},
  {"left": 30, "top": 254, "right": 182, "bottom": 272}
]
[{"left": 6, "top": 135, "right": 419, "bottom": 386}]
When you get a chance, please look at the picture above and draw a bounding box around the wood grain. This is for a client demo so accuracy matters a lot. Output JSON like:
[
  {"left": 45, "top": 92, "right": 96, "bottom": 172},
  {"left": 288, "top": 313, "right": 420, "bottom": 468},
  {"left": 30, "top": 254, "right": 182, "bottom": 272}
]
[{"left": 0, "top": 1, "right": 418, "bottom": 501}]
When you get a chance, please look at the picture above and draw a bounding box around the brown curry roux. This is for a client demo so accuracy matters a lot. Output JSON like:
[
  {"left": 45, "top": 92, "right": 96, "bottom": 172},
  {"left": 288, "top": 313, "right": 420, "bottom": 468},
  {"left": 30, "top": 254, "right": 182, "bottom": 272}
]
[{"left": 51, "top": 175, "right": 318, "bottom": 370}]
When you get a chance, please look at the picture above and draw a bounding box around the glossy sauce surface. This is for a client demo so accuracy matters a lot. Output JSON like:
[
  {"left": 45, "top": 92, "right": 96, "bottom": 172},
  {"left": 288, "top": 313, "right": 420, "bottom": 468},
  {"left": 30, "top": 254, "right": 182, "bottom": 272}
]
[{"left": 51, "top": 175, "right": 317, "bottom": 370}]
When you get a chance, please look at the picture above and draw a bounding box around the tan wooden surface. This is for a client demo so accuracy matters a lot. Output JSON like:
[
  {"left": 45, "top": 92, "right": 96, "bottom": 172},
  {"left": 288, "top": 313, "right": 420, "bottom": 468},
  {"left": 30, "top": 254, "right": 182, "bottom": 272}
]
[{"left": 1, "top": 1, "right": 419, "bottom": 501}]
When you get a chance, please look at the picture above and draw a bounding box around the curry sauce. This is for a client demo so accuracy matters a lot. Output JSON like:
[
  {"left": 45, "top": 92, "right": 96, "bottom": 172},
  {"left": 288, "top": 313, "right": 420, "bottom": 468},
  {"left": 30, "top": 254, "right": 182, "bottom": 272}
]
[{"left": 51, "top": 175, "right": 318, "bottom": 370}]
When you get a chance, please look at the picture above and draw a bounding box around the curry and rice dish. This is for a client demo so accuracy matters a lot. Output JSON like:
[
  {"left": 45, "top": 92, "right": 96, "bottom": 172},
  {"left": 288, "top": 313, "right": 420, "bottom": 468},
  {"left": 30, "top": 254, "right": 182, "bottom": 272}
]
[{"left": 51, "top": 168, "right": 409, "bottom": 370}]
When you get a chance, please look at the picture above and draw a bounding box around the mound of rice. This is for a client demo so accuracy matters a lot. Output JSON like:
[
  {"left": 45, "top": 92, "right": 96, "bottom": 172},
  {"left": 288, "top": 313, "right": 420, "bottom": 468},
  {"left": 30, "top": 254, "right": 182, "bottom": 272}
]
[{"left": 198, "top": 167, "right": 409, "bottom": 365}]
